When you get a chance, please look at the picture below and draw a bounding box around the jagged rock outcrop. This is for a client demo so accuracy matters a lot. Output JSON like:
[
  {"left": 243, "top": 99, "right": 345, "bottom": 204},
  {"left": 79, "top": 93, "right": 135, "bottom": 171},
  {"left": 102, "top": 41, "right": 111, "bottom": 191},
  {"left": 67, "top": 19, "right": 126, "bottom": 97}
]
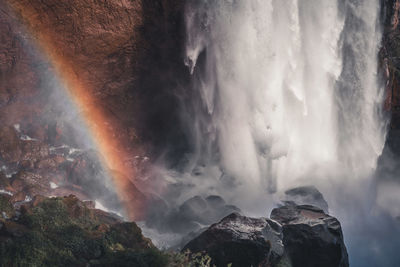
[
  {"left": 0, "top": 0, "right": 188, "bottom": 161},
  {"left": 184, "top": 204, "right": 349, "bottom": 267}
]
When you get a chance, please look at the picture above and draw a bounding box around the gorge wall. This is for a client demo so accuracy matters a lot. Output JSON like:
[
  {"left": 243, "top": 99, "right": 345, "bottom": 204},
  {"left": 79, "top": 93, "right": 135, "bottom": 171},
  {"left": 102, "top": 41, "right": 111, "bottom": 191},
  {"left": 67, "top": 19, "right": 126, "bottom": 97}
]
[{"left": 0, "top": 0, "right": 190, "bottom": 220}]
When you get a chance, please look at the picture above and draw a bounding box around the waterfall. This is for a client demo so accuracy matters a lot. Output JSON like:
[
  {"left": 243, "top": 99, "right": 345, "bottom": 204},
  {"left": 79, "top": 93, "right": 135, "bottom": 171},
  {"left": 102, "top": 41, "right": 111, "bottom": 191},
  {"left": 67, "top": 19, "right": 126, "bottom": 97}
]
[{"left": 184, "top": 0, "right": 387, "bottom": 195}]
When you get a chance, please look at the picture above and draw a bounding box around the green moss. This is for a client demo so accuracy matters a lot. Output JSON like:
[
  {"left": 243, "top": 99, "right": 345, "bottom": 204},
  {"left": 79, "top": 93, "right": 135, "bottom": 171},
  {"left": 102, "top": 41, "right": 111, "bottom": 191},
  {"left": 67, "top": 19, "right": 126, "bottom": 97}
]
[
  {"left": 0, "top": 197, "right": 170, "bottom": 267},
  {"left": 0, "top": 197, "right": 217, "bottom": 267},
  {"left": 21, "top": 198, "right": 70, "bottom": 229},
  {"left": 167, "top": 251, "right": 214, "bottom": 267},
  {"left": 104, "top": 222, "right": 149, "bottom": 250},
  {"left": 93, "top": 248, "right": 169, "bottom": 267}
]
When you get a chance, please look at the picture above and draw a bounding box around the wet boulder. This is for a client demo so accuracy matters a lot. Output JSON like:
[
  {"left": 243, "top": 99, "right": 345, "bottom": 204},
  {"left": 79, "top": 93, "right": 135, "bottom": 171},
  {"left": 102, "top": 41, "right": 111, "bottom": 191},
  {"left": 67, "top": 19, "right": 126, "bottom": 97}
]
[
  {"left": 183, "top": 212, "right": 284, "bottom": 267},
  {"left": 271, "top": 204, "right": 349, "bottom": 267}
]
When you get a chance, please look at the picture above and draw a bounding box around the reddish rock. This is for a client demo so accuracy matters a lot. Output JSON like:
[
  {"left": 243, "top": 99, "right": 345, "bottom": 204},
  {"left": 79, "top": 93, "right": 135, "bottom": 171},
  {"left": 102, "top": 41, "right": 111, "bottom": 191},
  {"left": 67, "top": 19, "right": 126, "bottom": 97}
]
[
  {"left": 25, "top": 184, "right": 50, "bottom": 198},
  {"left": 20, "top": 140, "right": 49, "bottom": 162},
  {"left": 0, "top": 127, "right": 22, "bottom": 163},
  {"left": 51, "top": 186, "right": 89, "bottom": 200},
  {"left": 0, "top": 0, "right": 188, "bottom": 219},
  {"left": 0, "top": 173, "right": 13, "bottom": 192},
  {"left": 12, "top": 171, "right": 49, "bottom": 190},
  {"left": 10, "top": 191, "right": 26, "bottom": 203},
  {"left": 31, "top": 195, "right": 46, "bottom": 207},
  {"left": 10, "top": 177, "right": 25, "bottom": 192},
  {"left": 83, "top": 200, "right": 95, "bottom": 209},
  {"left": 35, "top": 155, "right": 66, "bottom": 170},
  {"left": 3, "top": 0, "right": 144, "bottom": 156},
  {"left": 9, "top": 171, "right": 52, "bottom": 198}
]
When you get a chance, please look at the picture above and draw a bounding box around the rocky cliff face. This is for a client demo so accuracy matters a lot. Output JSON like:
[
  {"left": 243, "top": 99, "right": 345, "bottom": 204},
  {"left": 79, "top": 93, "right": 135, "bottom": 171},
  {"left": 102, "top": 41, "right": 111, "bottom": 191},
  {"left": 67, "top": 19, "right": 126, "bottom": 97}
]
[
  {"left": 0, "top": 0, "right": 187, "bottom": 162},
  {"left": 2, "top": 0, "right": 141, "bottom": 154},
  {"left": 376, "top": 1, "right": 400, "bottom": 218},
  {"left": 381, "top": 0, "right": 400, "bottom": 137},
  {"left": 0, "top": 0, "right": 189, "bottom": 220}
]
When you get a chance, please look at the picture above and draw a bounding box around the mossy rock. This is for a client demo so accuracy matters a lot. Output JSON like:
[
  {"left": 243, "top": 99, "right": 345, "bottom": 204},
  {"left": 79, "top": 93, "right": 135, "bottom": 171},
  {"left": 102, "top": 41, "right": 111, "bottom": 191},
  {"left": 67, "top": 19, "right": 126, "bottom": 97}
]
[{"left": 0, "top": 196, "right": 169, "bottom": 267}]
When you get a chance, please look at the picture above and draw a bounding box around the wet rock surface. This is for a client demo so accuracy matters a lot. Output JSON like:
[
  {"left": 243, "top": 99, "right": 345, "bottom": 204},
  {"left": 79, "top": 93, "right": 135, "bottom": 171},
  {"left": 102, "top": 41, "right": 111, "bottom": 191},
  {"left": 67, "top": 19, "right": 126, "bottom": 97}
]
[
  {"left": 184, "top": 204, "right": 349, "bottom": 267},
  {"left": 0, "top": 126, "right": 119, "bottom": 208},
  {"left": 271, "top": 204, "right": 349, "bottom": 267},
  {"left": 183, "top": 212, "right": 284, "bottom": 267}
]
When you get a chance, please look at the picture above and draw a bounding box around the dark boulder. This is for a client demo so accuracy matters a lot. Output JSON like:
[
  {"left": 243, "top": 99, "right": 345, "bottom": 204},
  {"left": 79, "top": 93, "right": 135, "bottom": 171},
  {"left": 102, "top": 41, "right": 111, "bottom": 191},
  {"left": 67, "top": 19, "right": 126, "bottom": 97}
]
[
  {"left": 183, "top": 212, "right": 284, "bottom": 267},
  {"left": 184, "top": 204, "right": 349, "bottom": 267},
  {"left": 271, "top": 204, "right": 349, "bottom": 267}
]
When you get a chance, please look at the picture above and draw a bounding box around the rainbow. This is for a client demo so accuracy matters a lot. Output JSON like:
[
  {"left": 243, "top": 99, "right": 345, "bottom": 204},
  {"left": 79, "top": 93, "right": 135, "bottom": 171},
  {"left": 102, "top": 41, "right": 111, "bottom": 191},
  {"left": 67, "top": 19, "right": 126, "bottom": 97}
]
[{"left": 6, "top": 1, "right": 142, "bottom": 220}]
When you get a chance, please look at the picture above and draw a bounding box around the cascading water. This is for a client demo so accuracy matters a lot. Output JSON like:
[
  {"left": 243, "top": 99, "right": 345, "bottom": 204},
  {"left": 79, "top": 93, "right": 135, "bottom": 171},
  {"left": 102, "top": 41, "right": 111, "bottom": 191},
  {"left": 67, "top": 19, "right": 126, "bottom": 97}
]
[{"left": 184, "top": 0, "right": 386, "bottom": 196}]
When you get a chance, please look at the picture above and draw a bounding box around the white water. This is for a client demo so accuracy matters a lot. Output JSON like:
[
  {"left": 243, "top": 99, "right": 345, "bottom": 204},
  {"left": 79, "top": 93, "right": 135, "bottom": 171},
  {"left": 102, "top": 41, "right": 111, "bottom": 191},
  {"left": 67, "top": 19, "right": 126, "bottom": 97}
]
[{"left": 184, "top": 0, "right": 386, "bottom": 197}]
